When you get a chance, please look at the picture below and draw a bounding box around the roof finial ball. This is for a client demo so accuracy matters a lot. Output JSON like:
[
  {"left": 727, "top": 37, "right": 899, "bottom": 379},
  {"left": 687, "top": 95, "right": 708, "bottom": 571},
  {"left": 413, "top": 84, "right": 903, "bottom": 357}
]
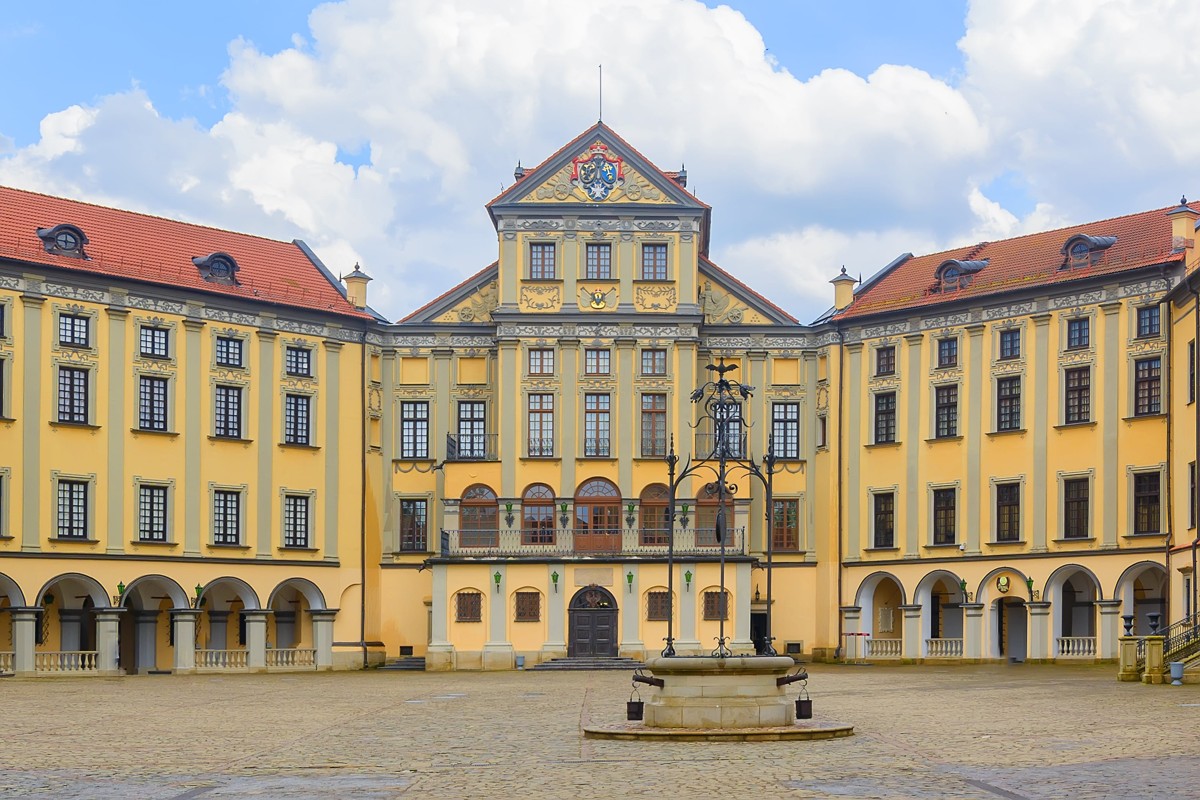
[
  {"left": 514, "top": 162, "right": 526, "bottom": 181},
  {"left": 1182, "top": 195, "right": 1189, "bottom": 206}
]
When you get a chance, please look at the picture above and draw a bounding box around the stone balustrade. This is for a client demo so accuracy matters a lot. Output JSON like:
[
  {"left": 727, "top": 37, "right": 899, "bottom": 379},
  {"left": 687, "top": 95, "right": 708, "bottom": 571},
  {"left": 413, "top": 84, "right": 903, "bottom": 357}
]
[
  {"left": 266, "top": 648, "right": 316, "bottom": 668},
  {"left": 196, "top": 649, "right": 249, "bottom": 670},
  {"left": 865, "top": 637, "right": 902, "bottom": 658},
  {"left": 925, "top": 638, "right": 964, "bottom": 658},
  {"left": 1056, "top": 636, "right": 1096, "bottom": 658},
  {"left": 35, "top": 651, "right": 98, "bottom": 673}
]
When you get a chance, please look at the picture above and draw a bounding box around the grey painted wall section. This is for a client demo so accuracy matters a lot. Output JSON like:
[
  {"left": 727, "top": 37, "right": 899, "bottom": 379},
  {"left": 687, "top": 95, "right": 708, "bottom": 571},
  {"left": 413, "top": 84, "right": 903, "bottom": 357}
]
[
  {"left": 20, "top": 295, "right": 42, "bottom": 551},
  {"left": 904, "top": 334, "right": 922, "bottom": 558},
  {"left": 678, "top": 562, "right": 698, "bottom": 646},
  {"left": 966, "top": 326, "right": 984, "bottom": 554},
  {"left": 803, "top": 353, "right": 817, "bottom": 558},
  {"left": 489, "top": 565, "right": 507, "bottom": 644},
  {"left": 105, "top": 307, "right": 128, "bottom": 555},
  {"left": 1101, "top": 302, "right": 1121, "bottom": 547},
  {"left": 499, "top": 340, "right": 518, "bottom": 497},
  {"left": 430, "top": 564, "right": 449, "bottom": 644},
  {"left": 183, "top": 319, "right": 203, "bottom": 556},
  {"left": 621, "top": 564, "right": 641, "bottom": 648},
  {"left": 616, "top": 338, "right": 634, "bottom": 492},
  {"left": 323, "top": 341, "right": 341, "bottom": 560},
  {"left": 545, "top": 563, "right": 566, "bottom": 649},
  {"left": 845, "top": 344, "right": 863, "bottom": 561},
  {"left": 256, "top": 330, "right": 276, "bottom": 558},
  {"left": 559, "top": 340, "right": 578, "bottom": 496}
]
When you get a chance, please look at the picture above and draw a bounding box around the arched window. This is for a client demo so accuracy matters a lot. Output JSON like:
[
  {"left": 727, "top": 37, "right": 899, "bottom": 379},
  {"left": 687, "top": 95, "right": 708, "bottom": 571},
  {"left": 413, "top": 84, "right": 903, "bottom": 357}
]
[
  {"left": 460, "top": 485, "right": 498, "bottom": 548},
  {"left": 574, "top": 479, "right": 621, "bottom": 553},
  {"left": 639, "top": 484, "right": 670, "bottom": 546},
  {"left": 522, "top": 484, "right": 555, "bottom": 545}
]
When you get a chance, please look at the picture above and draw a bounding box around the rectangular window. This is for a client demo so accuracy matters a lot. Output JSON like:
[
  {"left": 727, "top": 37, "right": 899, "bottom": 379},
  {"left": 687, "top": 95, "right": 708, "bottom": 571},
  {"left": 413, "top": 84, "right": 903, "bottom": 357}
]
[
  {"left": 933, "top": 488, "right": 956, "bottom": 545},
  {"left": 816, "top": 415, "right": 828, "bottom": 448},
  {"left": 58, "top": 313, "right": 90, "bottom": 347},
  {"left": 641, "top": 243, "right": 668, "bottom": 280},
  {"left": 138, "top": 375, "right": 169, "bottom": 431},
  {"left": 1134, "top": 473, "right": 1161, "bottom": 534},
  {"left": 584, "top": 348, "right": 610, "bottom": 375},
  {"left": 529, "top": 242, "right": 556, "bottom": 280},
  {"left": 875, "top": 346, "right": 895, "bottom": 376},
  {"left": 215, "top": 336, "right": 243, "bottom": 368},
  {"left": 874, "top": 392, "right": 896, "bottom": 444},
  {"left": 138, "top": 485, "right": 168, "bottom": 542},
  {"left": 641, "top": 348, "right": 667, "bottom": 376},
  {"left": 213, "top": 490, "right": 241, "bottom": 545},
  {"left": 284, "top": 394, "right": 311, "bottom": 445},
  {"left": 1134, "top": 357, "right": 1161, "bottom": 415},
  {"left": 214, "top": 385, "right": 242, "bottom": 438},
  {"left": 1137, "top": 305, "right": 1161, "bottom": 338},
  {"left": 285, "top": 346, "right": 312, "bottom": 377},
  {"left": 641, "top": 394, "right": 667, "bottom": 457},
  {"left": 772, "top": 498, "right": 800, "bottom": 551},
  {"left": 584, "top": 394, "right": 611, "bottom": 457},
  {"left": 935, "top": 385, "right": 958, "bottom": 438},
  {"left": 57, "top": 366, "right": 88, "bottom": 424},
  {"left": 772, "top": 402, "right": 800, "bottom": 458},
  {"left": 400, "top": 499, "right": 428, "bottom": 551},
  {"left": 1067, "top": 318, "right": 1090, "bottom": 349},
  {"left": 139, "top": 326, "right": 169, "bottom": 358},
  {"left": 1190, "top": 340, "right": 1196, "bottom": 404},
  {"left": 528, "top": 348, "right": 555, "bottom": 375},
  {"left": 703, "top": 590, "right": 729, "bottom": 620},
  {"left": 713, "top": 401, "right": 743, "bottom": 458},
  {"left": 400, "top": 402, "right": 429, "bottom": 459},
  {"left": 873, "top": 493, "right": 895, "bottom": 548},
  {"left": 56, "top": 480, "right": 88, "bottom": 539},
  {"left": 1064, "top": 367, "right": 1090, "bottom": 424},
  {"left": 528, "top": 394, "right": 554, "bottom": 456},
  {"left": 456, "top": 592, "right": 482, "bottom": 622},
  {"left": 514, "top": 591, "right": 541, "bottom": 622},
  {"left": 647, "top": 591, "right": 671, "bottom": 621},
  {"left": 999, "top": 329, "right": 1021, "bottom": 359},
  {"left": 996, "top": 482, "right": 1021, "bottom": 542},
  {"left": 997, "top": 377, "right": 1021, "bottom": 431},
  {"left": 1063, "top": 478, "right": 1089, "bottom": 539},
  {"left": 1191, "top": 462, "right": 1197, "bottom": 530},
  {"left": 457, "top": 401, "right": 486, "bottom": 458},
  {"left": 585, "top": 243, "right": 611, "bottom": 279},
  {"left": 283, "top": 494, "right": 310, "bottom": 547},
  {"left": 937, "top": 338, "right": 958, "bottom": 368}
]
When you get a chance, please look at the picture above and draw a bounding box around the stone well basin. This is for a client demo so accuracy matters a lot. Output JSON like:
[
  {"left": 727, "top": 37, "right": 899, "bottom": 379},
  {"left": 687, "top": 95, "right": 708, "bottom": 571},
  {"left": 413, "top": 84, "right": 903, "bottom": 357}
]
[{"left": 641, "top": 655, "right": 799, "bottom": 729}]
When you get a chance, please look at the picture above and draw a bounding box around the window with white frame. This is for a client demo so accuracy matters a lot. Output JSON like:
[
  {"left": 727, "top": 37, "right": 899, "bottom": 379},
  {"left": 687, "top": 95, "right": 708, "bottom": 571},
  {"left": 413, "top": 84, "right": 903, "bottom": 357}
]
[
  {"left": 584, "top": 348, "right": 610, "bottom": 375},
  {"left": 56, "top": 479, "right": 89, "bottom": 539},
  {"left": 995, "top": 482, "right": 1021, "bottom": 542},
  {"left": 139, "top": 326, "right": 169, "bottom": 358},
  {"left": 528, "top": 348, "right": 555, "bottom": 375},
  {"left": 584, "top": 394, "right": 611, "bottom": 457},
  {"left": 1134, "top": 357, "right": 1161, "bottom": 415},
  {"left": 283, "top": 494, "right": 310, "bottom": 548},
  {"left": 1064, "top": 367, "right": 1090, "bottom": 424},
  {"left": 58, "top": 313, "right": 90, "bottom": 347},
  {"left": 138, "top": 375, "right": 169, "bottom": 431},
  {"left": 1133, "top": 473, "right": 1161, "bottom": 534},
  {"left": 934, "top": 385, "right": 958, "bottom": 438},
  {"left": 214, "top": 385, "right": 242, "bottom": 438},
  {"left": 138, "top": 484, "right": 169, "bottom": 542},
  {"left": 585, "top": 243, "right": 611, "bottom": 279},
  {"left": 285, "top": 346, "right": 312, "bottom": 377},
  {"left": 641, "top": 348, "right": 667, "bottom": 375},
  {"left": 641, "top": 243, "right": 668, "bottom": 280},
  {"left": 284, "top": 394, "right": 311, "bottom": 445},
  {"left": 1063, "top": 478, "right": 1089, "bottom": 539},
  {"left": 399, "top": 498, "right": 428, "bottom": 551},
  {"left": 933, "top": 488, "right": 956, "bottom": 545},
  {"left": 528, "top": 394, "right": 554, "bottom": 456},
  {"left": 215, "top": 336, "right": 244, "bottom": 368},
  {"left": 400, "top": 401, "right": 429, "bottom": 459},
  {"left": 57, "top": 366, "right": 89, "bottom": 424},
  {"left": 772, "top": 402, "right": 800, "bottom": 458},
  {"left": 874, "top": 392, "right": 896, "bottom": 444},
  {"left": 873, "top": 492, "right": 895, "bottom": 548},
  {"left": 212, "top": 490, "right": 241, "bottom": 545}
]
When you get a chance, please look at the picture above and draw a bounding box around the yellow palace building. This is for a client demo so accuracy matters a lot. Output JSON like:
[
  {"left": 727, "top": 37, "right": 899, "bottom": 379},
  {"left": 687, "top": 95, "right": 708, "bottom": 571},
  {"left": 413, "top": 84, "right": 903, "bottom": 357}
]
[{"left": 2, "top": 122, "right": 1198, "bottom": 676}]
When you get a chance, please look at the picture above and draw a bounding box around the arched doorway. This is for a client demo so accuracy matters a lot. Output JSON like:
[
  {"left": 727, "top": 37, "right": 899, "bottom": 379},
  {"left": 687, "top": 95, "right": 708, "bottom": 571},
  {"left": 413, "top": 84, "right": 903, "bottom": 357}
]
[
  {"left": 574, "top": 479, "right": 621, "bottom": 553},
  {"left": 854, "top": 572, "right": 905, "bottom": 659},
  {"left": 993, "top": 598, "right": 1027, "bottom": 662},
  {"left": 568, "top": 584, "right": 618, "bottom": 657},
  {"left": 1114, "top": 561, "right": 1168, "bottom": 634},
  {"left": 119, "top": 575, "right": 188, "bottom": 673}
]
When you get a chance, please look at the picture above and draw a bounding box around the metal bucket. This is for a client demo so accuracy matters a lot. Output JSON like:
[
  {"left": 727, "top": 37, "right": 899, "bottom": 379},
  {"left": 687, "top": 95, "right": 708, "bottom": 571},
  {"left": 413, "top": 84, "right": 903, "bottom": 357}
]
[
  {"left": 626, "top": 700, "right": 644, "bottom": 720},
  {"left": 796, "top": 686, "right": 812, "bottom": 719}
]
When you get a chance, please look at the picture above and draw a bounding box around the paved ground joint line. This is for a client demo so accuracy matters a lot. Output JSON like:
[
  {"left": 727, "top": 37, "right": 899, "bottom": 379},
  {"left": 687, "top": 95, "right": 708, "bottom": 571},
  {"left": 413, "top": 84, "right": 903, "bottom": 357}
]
[{"left": 961, "top": 777, "right": 1031, "bottom": 800}]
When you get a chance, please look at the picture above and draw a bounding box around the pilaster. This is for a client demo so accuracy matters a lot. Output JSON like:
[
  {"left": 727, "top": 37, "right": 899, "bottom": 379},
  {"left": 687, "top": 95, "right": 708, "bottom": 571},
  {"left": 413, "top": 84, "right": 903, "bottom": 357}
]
[
  {"left": 170, "top": 609, "right": 201, "bottom": 673},
  {"left": 254, "top": 328, "right": 277, "bottom": 558},
  {"left": 105, "top": 305, "right": 129, "bottom": 555},
  {"left": 426, "top": 563, "right": 455, "bottom": 671},
  {"left": 903, "top": 333, "right": 923, "bottom": 558},
  {"left": 94, "top": 609, "right": 126, "bottom": 675},
  {"left": 1026, "top": 601, "right": 1051, "bottom": 662},
  {"left": 310, "top": 609, "right": 338, "bottom": 670},
  {"left": 19, "top": 294, "right": 43, "bottom": 552},
  {"left": 962, "top": 603, "right": 985, "bottom": 662},
  {"left": 9, "top": 608, "right": 39, "bottom": 675},
  {"left": 900, "top": 604, "right": 922, "bottom": 661},
  {"left": 1100, "top": 301, "right": 1122, "bottom": 548},
  {"left": 242, "top": 609, "right": 271, "bottom": 671},
  {"left": 965, "top": 325, "right": 985, "bottom": 554},
  {"left": 845, "top": 343, "right": 863, "bottom": 560},
  {"left": 1095, "top": 599, "right": 1123, "bottom": 661},
  {"left": 1031, "top": 313, "right": 1051, "bottom": 552},
  {"left": 619, "top": 564, "right": 644, "bottom": 658},
  {"left": 182, "top": 318, "right": 205, "bottom": 556}
]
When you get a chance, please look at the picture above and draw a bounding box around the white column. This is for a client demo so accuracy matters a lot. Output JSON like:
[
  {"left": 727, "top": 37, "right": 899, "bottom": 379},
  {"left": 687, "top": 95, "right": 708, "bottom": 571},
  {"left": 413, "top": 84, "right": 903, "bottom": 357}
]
[
  {"left": 677, "top": 563, "right": 700, "bottom": 653},
  {"left": 732, "top": 561, "right": 754, "bottom": 654},
  {"left": 426, "top": 563, "right": 455, "bottom": 671},
  {"left": 1027, "top": 602, "right": 1051, "bottom": 662},
  {"left": 94, "top": 609, "right": 125, "bottom": 675},
  {"left": 900, "top": 604, "right": 922, "bottom": 660},
  {"left": 482, "top": 565, "right": 514, "bottom": 670},
  {"left": 243, "top": 610, "right": 271, "bottom": 670},
  {"left": 310, "top": 609, "right": 337, "bottom": 670},
  {"left": 542, "top": 564, "right": 567, "bottom": 660},
  {"left": 962, "top": 603, "right": 985, "bottom": 661},
  {"left": 1096, "top": 599, "right": 1122, "bottom": 661},
  {"left": 171, "top": 610, "right": 200, "bottom": 673},
  {"left": 10, "top": 609, "right": 38, "bottom": 675},
  {"left": 619, "top": 564, "right": 644, "bottom": 658}
]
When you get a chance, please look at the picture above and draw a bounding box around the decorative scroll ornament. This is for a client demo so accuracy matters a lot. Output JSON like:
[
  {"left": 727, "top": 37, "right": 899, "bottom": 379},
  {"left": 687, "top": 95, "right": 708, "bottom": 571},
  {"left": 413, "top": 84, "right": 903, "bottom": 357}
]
[
  {"left": 521, "top": 285, "right": 560, "bottom": 310},
  {"left": 571, "top": 142, "right": 624, "bottom": 201},
  {"left": 636, "top": 285, "right": 676, "bottom": 311}
]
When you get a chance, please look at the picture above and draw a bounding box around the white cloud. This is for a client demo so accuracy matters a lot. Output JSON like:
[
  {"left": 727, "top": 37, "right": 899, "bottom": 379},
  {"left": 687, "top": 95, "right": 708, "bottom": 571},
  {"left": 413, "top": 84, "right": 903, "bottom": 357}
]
[{"left": 2, "top": 0, "right": 1200, "bottom": 322}]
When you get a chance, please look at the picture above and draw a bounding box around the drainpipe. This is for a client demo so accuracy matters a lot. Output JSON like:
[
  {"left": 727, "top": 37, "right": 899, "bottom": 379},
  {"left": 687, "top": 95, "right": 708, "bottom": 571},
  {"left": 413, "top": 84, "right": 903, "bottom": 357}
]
[
  {"left": 835, "top": 325, "right": 846, "bottom": 659},
  {"left": 360, "top": 324, "right": 370, "bottom": 669},
  {"left": 1193, "top": 280, "right": 1200, "bottom": 621},
  {"left": 1164, "top": 290, "right": 1173, "bottom": 626}
]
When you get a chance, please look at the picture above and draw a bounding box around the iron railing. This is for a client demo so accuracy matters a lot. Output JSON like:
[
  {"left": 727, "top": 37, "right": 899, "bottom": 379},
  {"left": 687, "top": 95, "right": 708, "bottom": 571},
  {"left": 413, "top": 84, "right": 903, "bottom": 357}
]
[
  {"left": 439, "top": 526, "right": 746, "bottom": 558},
  {"left": 694, "top": 432, "right": 746, "bottom": 459},
  {"left": 527, "top": 437, "right": 555, "bottom": 457},
  {"left": 446, "top": 432, "right": 497, "bottom": 461}
]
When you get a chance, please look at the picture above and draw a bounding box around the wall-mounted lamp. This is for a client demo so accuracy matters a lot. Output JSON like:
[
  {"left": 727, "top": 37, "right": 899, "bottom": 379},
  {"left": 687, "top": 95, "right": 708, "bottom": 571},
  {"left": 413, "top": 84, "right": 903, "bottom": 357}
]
[
  {"left": 559, "top": 502, "right": 571, "bottom": 529},
  {"left": 192, "top": 583, "right": 205, "bottom": 609},
  {"left": 678, "top": 504, "right": 690, "bottom": 529},
  {"left": 959, "top": 578, "right": 971, "bottom": 603},
  {"left": 1025, "top": 576, "right": 1038, "bottom": 601},
  {"left": 112, "top": 580, "right": 126, "bottom": 606},
  {"left": 684, "top": 569, "right": 693, "bottom": 592},
  {"left": 493, "top": 571, "right": 502, "bottom": 592},
  {"left": 755, "top": 584, "right": 761, "bottom": 603},
  {"left": 504, "top": 502, "right": 515, "bottom": 528},
  {"left": 626, "top": 571, "right": 634, "bottom": 593},
  {"left": 551, "top": 571, "right": 559, "bottom": 593},
  {"left": 626, "top": 503, "right": 637, "bottom": 529}
]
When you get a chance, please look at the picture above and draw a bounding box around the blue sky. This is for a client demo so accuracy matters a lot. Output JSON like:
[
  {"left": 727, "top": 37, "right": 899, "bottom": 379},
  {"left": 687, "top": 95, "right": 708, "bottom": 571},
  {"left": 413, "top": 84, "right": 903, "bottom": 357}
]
[{"left": 0, "top": 1, "right": 1194, "bottom": 321}]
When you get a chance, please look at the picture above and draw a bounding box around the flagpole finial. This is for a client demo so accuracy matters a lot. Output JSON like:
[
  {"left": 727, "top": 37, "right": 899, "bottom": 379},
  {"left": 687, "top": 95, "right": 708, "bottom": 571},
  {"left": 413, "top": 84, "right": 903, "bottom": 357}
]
[{"left": 598, "top": 64, "right": 603, "bottom": 123}]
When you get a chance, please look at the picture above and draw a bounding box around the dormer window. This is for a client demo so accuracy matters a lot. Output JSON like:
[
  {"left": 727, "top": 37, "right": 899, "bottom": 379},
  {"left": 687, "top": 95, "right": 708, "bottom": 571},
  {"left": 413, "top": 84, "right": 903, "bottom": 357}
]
[
  {"left": 1060, "top": 235, "right": 1116, "bottom": 269},
  {"left": 36, "top": 224, "right": 89, "bottom": 259},
  {"left": 192, "top": 252, "right": 240, "bottom": 285},
  {"left": 934, "top": 259, "right": 988, "bottom": 293}
]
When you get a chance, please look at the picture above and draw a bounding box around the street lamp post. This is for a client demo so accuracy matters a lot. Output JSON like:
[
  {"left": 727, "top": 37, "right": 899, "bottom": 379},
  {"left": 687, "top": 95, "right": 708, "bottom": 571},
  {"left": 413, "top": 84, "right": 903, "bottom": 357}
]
[{"left": 662, "top": 357, "right": 779, "bottom": 658}]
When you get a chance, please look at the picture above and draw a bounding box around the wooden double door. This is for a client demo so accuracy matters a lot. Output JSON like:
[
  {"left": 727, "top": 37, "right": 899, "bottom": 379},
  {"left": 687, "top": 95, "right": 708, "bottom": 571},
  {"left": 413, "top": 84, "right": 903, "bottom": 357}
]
[{"left": 568, "top": 585, "right": 618, "bottom": 657}]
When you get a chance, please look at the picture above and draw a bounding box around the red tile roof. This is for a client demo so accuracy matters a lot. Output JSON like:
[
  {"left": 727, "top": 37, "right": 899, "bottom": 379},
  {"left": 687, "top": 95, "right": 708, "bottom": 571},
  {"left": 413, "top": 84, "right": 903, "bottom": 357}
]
[
  {"left": 397, "top": 261, "right": 497, "bottom": 323},
  {"left": 836, "top": 203, "right": 1195, "bottom": 321},
  {"left": 0, "top": 185, "right": 370, "bottom": 319}
]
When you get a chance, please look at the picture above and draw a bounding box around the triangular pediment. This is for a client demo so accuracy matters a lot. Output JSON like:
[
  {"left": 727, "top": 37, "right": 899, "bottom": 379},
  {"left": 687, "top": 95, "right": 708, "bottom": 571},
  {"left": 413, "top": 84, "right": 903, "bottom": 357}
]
[
  {"left": 398, "top": 263, "right": 499, "bottom": 324},
  {"left": 698, "top": 258, "right": 799, "bottom": 326},
  {"left": 488, "top": 123, "right": 706, "bottom": 212}
]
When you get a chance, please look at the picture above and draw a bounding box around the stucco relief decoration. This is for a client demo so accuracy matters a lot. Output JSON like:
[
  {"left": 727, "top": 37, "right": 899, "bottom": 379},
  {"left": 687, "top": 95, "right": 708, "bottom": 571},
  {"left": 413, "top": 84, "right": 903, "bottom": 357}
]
[
  {"left": 533, "top": 167, "right": 574, "bottom": 201},
  {"left": 458, "top": 281, "right": 499, "bottom": 322},
  {"left": 570, "top": 142, "right": 624, "bottom": 201},
  {"left": 580, "top": 287, "right": 617, "bottom": 310},
  {"left": 367, "top": 387, "right": 383, "bottom": 417},
  {"left": 698, "top": 281, "right": 746, "bottom": 324},
  {"left": 636, "top": 285, "right": 676, "bottom": 311},
  {"left": 623, "top": 180, "right": 660, "bottom": 201},
  {"left": 521, "top": 285, "right": 560, "bottom": 310},
  {"left": 816, "top": 385, "right": 829, "bottom": 411}
]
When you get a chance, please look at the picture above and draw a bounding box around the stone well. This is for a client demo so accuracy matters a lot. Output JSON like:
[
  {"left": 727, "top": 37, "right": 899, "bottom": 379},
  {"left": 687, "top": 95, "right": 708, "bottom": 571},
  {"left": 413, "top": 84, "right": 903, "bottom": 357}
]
[{"left": 642, "top": 655, "right": 798, "bottom": 728}]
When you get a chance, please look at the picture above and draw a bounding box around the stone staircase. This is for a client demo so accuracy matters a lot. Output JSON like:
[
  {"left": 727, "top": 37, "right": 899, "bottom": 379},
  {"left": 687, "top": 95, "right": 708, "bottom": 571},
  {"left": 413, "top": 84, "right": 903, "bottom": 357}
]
[
  {"left": 377, "top": 656, "right": 426, "bottom": 672},
  {"left": 531, "top": 656, "right": 645, "bottom": 671}
]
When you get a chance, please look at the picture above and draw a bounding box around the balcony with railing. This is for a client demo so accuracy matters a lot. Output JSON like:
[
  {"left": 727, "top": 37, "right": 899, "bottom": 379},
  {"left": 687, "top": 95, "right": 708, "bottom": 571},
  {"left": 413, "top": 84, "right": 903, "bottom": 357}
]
[
  {"left": 446, "top": 432, "right": 497, "bottom": 461},
  {"left": 196, "top": 649, "right": 249, "bottom": 670},
  {"left": 438, "top": 525, "right": 747, "bottom": 558},
  {"left": 527, "top": 437, "right": 555, "bottom": 458},
  {"left": 583, "top": 437, "right": 611, "bottom": 458},
  {"left": 640, "top": 436, "right": 667, "bottom": 458}
]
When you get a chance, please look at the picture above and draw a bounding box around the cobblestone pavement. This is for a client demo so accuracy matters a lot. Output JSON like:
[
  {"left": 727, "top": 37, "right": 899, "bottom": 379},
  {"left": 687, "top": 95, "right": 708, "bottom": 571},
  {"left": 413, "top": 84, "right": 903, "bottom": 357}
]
[{"left": 1, "top": 664, "right": 1198, "bottom": 798}]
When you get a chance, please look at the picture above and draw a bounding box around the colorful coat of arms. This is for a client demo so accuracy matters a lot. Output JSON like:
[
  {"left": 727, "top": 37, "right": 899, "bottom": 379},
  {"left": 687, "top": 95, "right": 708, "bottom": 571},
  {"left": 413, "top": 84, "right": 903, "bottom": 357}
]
[{"left": 571, "top": 142, "right": 624, "bottom": 201}]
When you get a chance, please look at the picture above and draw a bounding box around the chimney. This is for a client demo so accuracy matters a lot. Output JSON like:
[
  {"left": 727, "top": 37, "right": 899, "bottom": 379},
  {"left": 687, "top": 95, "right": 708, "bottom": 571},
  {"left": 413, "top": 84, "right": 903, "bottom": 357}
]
[
  {"left": 1168, "top": 195, "right": 1198, "bottom": 253},
  {"left": 830, "top": 266, "right": 856, "bottom": 311},
  {"left": 343, "top": 263, "right": 372, "bottom": 309},
  {"left": 674, "top": 164, "right": 687, "bottom": 188}
]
